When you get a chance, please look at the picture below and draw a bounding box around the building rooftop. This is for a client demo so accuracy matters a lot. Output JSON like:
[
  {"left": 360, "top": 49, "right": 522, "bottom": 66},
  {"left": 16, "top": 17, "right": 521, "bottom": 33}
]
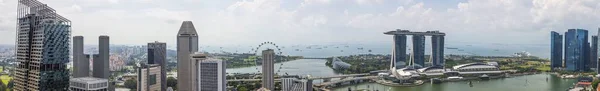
[
  {"left": 177, "top": 21, "right": 198, "bottom": 35},
  {"left": 384, "top": 29, "right": 445, "bottom": 36},
  {"left": 71, "top": 77, "right": 108, "bottom": 84}
]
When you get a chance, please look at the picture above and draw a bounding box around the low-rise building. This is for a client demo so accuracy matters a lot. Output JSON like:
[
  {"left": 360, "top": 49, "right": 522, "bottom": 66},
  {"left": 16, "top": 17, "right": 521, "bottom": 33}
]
[
  {"left": 69, "top": 77, "right": 109, "bottom": 91},
  {"left": 332, "top": 57, "right": 351, "bottom": 70},
  {"left": 281, "top": 77, "right": 313, "bottom": 91},
  {"left": 417, "top": 65, "right": 445, "bottom": 76},
  {"left": 109, "top": 54, "right": 125, "bottom": 71},
  {"left": 452, "top": 62, "right": 500, "bottom": 72},
  {"left": 137, "top": 64, "right": 162, "bottom": 91}
]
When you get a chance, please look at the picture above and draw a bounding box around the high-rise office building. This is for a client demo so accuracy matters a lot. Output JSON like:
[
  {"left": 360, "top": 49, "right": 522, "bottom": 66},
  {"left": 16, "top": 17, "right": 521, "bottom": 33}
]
[
  {"left": 565, "top": 29, "right": 588, "bottom": 71},
  {"left": 591, "top": 36, "right": 598, "bottom": 69},
  {"left": 137, "top": 64, "right": 162, "bottom": 91},
  {"left": 431, "top": 34, "right": 445, "bottom": 67},
  {"left": 196, "top": 55, "right": 226, "bottom": 91},
  {"left": 585, "top": 42, "right": 591, "bottom": 70},
  {"left": 550, "top": 31, "right": 563, "bottom": 70},
  {"left": 94, "top": 36, "right": 110, "bottom": 79},
  {"left": 15, "top": 0, "right": 71, "bottom": 90},
  {"left": 392, "top": 32, "right": 407, "bottom": 69},
  {"left": 597, "top": 28, "right": 600, "bottom": 73},
  {"left": 73, "top": 36, "right": 90, "bottom": 77},
  {"left": 412, "top": 35, "right": 425, "bottom": 67},
  {"left": 148, "top": 41, "right": 167, "bottom": 91},
  {"left": 262, "top": 49, "right": 275, "bottom": 90},
  {"left": 189, "top": 53, "right": 205, "bottom": 91},
  {"left": 177, "top": 21, "right": 199, "bottom": 91}
]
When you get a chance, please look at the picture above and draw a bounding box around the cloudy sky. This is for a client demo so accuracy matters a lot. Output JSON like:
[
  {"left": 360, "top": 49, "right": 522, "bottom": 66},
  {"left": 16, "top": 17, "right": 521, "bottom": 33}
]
[{"left": 1, "top": 0, "right": 600, "bottom": 47}]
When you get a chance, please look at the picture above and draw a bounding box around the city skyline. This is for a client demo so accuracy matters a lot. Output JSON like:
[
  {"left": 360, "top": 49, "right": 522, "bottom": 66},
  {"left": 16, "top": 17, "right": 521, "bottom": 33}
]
[
  {"left": 4, "top": 0, "right": 600, "bottom": 91},
  {"left": 1, "top": 0, "right": 600, "bottom": 46}
]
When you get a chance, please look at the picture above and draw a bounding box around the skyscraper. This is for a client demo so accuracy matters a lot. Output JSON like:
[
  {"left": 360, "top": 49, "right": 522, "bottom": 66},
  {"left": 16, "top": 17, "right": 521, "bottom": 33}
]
[
  {"left": 262, "top": 49, "right": 275, "bottom": 90},
  {"left": 550, "top": 31, "right": 563, "bottom": 70},
  {"left": 177, "top": 21, "right": 199, "bottom": 91},
  {"left": 148, "top": 41, "right": 167, "bottom": 91},
  {"left": 15, "top": 0, "right": 71, "bottom": 90},
  {"left": 94, "top": 36, "right": 110, "bottom": 79},
  {"left": 431, "top": 33, "right": 445, "bottom": 67},
  {"left": 73, "top": 36, "right": 90, "bottom": 77},
  {"left": 591, "top": 36, "right": 598, "bottom": 69},
  {"left": 392, "top": 33, "right": 407, "bottom": 69},
  {"left": 564, "top": 29, "right": 588, "bottom": 71},
  {"left": 197, "top": 56, "right": 226, "bottom": 91},
  {"left": 189, "top": 53, "right": 205, "bottom": 91},
  {"left": 412, "top": 35, "right": 425, "bottom": 67},
  {"left": 597, "top": 28, "right": 600, "bottom": 73}
]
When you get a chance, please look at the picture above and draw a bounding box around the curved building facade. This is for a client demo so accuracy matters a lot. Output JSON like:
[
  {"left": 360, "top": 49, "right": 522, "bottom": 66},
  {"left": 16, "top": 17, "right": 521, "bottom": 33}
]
[
  {"left": 332, "top": 57, "right": 351, "bottom": 70},
  {"left": 452, "top": 63, "right": 499, "bottom": 72}
]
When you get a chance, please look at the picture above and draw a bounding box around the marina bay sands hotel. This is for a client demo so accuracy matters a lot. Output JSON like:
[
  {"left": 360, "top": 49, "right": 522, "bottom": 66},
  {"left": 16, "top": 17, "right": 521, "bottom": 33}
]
[{"left": 384, "top": 29, "right": 446, "bottom": 70}]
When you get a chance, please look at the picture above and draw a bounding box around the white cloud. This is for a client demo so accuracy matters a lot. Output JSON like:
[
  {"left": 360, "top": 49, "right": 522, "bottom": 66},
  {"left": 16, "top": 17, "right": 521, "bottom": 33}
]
[
  {"left": 70, "top": 4, "right": 82, "bottom": 12},
  {"left": 108, "top": 0, "right": 119, "bottom": 4},
  {"left": 0, "top": 0, "right": 599, "bottom": 46},
  {"left": 356, "top": 0, "right": 383, "bottom": 5},
  {"left": 144, "top": 8, "right": 192, "bottom": 24},
  {"left": 304, "top": 0, "right": 331, "bottom": 4}
]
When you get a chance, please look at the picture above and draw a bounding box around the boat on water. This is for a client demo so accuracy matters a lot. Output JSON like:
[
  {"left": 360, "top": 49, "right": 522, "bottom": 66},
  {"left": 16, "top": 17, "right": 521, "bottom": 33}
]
[{"left": 448, "top": 76, "right": 463, "bottom": 80}]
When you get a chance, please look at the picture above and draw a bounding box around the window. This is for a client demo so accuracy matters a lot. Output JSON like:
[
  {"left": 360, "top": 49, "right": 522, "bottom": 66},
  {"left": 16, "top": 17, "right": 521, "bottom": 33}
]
[{"left": 149, "top": 74, "right": 157, "bottom": 85}]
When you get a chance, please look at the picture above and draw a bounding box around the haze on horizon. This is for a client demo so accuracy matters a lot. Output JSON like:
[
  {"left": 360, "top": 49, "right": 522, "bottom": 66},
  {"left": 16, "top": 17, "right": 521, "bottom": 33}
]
[{"left": 0, "top": 0, "right": 599, "bottom": 47}]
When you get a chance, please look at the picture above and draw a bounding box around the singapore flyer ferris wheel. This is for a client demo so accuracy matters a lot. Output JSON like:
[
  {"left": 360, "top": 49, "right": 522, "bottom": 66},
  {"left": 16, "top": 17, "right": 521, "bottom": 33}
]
[{"left": 250, "top": 41, "right": 286, "bottom": 75}]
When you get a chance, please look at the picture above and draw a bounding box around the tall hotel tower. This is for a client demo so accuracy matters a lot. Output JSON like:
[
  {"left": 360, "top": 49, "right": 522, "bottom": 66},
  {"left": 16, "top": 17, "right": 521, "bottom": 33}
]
[
  {"left": 15, "top": 0, "right": 71, "bottom": 90},
  {"left": 262, "top": 49, "right": 275, "bottom": 90},
  {"left": 177, "top": 21, "right": 199, "bottom": 91}
]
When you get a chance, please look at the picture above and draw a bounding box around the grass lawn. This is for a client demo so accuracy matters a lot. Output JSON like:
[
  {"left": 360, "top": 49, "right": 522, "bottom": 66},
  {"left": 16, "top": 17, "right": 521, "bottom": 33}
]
[
  {"left": 0, "top": 75, "right": 11, "bottom": 86},
  {"left": 534, "top": 66, "right": 551, "bottom": 71},
  {"left": 0, "top": 66, "right": 4, "bottom": 73}
]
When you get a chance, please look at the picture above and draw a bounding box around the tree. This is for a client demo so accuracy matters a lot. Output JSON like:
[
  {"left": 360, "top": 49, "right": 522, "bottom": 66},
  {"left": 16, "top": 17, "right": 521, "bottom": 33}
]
[
  {"left": 7, "top": 79, "right": 13, "bottom": 88},
  {"left": 237, "top": 86, "right": 248, "bottom": 91},
  {"left": 592, "top": 79, "right": 600, "bottom": 90},
  {"left": 167, "top": 77, "right": 177, "bottom": 90},
  {"left": 124, "top": 79, "right": 137, "bottom": 89}
]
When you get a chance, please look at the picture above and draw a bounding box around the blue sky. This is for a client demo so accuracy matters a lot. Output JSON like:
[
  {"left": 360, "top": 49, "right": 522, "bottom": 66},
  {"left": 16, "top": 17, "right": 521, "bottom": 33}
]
[{"left": 0, "top": 0, "right": 600, "bottom": 47}]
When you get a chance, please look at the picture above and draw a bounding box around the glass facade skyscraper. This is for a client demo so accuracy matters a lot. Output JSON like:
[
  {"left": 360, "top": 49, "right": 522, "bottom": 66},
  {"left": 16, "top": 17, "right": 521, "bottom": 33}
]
[
  {"left": 412, "top": 35, "right": 425, "bottom": 67},
  {"left": 15, "top": 0, "right": 71, "bottom": 90},
  {"left": 550, "top": 31, "right": 563, "bottom": 70},
  {"left": 431, "top": 35, "right": 445, "bottom": 67},
  {"left": 591, "top": 36, "right": 598, "bottom": 69},
  {"left": 564, "top": 29, "right": 588, "bottom": 72},
  {"left": 392, "top": 34, "right": 407, "bottom": 69}
]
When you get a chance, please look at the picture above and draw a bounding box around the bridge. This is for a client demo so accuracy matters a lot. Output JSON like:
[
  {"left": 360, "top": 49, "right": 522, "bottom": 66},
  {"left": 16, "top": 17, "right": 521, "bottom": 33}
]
[
  {"left": 301, "top": 57, "right": 328, "bottom": 59},
  {"left": 314, "top": 76, "right": 378, "bottom": 89},
  {"left": 308, "top": 73, "right": 370, "bottom": 80},
  {"left": 227, "top": 79, "right": 281, "bottom": 82},
  {"left": 226, "top": 73, "right": 371, "bottom": 82}
]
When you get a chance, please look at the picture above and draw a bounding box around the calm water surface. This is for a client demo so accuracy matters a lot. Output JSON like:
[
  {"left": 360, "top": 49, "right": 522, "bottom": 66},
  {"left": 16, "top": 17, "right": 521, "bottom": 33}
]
[{"left": 333, "top": 74, "right": 577, "bottom": 91}]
